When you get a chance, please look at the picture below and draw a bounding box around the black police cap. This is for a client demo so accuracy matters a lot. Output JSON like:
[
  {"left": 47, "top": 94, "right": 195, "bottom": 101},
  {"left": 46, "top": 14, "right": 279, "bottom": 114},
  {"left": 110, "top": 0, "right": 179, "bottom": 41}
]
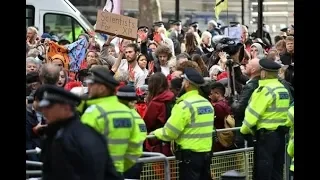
[
  {"left": 138, "top": 26, "right": 149, "bottom": 30},
  {"left": 189, "top": 22, "right": 199, "bottom": 27},
  {"left": 87, "top": 66, "right": 119, "bottom": 88},
  {"left": 173, "top": 20, "right": 182, "bottom": 25},
  {"left": 183, "top": 67, "right": 205, "bottom": 86},
  {"left": 153, "top": 21, "right": 164, "bottom": 27},
  {"left": 259, "top": 58, "right": 282, "bottom": 72},
  {"left": 168, "top": 20, "right": 175, "bottom": 25},
  {"left": 39, "top": 85, "right": 81, "bottom": 108},
  {"left": 280, "top": 27, "right": 288, "bottom": 32},
  {"left": 116, "top": 85, "right": 137, "bottom": 101}
]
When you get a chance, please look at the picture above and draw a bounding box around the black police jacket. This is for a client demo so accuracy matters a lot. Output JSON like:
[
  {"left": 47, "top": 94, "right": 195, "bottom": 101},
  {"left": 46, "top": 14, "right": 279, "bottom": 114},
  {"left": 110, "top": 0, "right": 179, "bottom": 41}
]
[
  {"left": 40, "top": 115, "right": 123, "bottom": 180},
  {"left": 231, "top": 77, "right": 259, "bottom": 127}
]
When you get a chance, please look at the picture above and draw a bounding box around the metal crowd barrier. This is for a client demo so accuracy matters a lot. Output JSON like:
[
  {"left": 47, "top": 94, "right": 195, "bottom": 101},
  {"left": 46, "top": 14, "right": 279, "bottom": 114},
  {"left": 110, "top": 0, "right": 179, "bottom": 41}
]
[
  {"left": 143, "top": 127, "right": 253, "bottom": 180},
  {"left": 141, "top": 127, "right": 289, "bottom": 180},
  {"left": 26, "top": 127, "right": 290, "bottom": 180}
]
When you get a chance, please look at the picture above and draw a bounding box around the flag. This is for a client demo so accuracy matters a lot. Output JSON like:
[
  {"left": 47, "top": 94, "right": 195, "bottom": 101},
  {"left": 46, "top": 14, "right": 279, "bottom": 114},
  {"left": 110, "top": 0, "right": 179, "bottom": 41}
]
[
  {"left": 214, "top": 0, "right": 228, "bottom": 20},
  {"left": 47, "top": 42, "right": 70, "bottom": 69},
  {"left": 68, "top": 38, "right": 88, "bottom": 72}
]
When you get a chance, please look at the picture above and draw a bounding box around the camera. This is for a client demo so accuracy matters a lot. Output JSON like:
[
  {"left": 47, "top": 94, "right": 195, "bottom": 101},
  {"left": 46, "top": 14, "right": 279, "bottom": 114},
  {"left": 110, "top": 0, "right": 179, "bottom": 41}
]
[{"left": 215, "top": 37, "right": 242, "bottom": 56}]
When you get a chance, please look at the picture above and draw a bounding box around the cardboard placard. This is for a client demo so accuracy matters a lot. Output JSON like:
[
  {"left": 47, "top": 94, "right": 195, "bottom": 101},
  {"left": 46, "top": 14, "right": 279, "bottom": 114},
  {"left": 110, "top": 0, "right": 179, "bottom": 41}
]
[{"left": 95, "top": 10, "right": 138, "bottom": 40}]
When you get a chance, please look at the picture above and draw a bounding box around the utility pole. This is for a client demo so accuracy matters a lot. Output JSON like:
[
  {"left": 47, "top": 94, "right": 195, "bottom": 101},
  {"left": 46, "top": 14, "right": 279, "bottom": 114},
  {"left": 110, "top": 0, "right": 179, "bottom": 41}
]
[
  {"left": 241, "top": 0, "right": 244, "bottom": 25},
  {"left": 175, "top": 0, "right": 180, "bottom": 20},
  {"left": 257, "top": 0, "right": 264, "bottom": 38}
]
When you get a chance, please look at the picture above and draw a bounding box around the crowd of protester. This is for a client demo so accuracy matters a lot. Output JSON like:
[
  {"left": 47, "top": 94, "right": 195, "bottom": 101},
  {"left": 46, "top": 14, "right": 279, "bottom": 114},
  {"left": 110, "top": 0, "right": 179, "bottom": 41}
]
[{"left": 26, "top": 19, "right": 294, "bottom": 179}]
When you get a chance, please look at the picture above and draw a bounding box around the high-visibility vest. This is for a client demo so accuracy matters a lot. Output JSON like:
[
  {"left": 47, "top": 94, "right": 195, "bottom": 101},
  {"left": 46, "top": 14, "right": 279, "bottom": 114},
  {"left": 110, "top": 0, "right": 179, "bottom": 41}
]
[
  {"left": 80, "top": 96, "right": 143, "bottom": 173},
  {"left": 287, "top": 105, "right": 294, "bottom": 172},
  {"left": 240, "top": 79, "right": 292, "bottom": 135},
  {"left": 130, "top": 108, "right": 147, "bottom": 144},
  {"left": 154, "top": 90, "right": 214, "bottom": 152},
  {"left": 67, "top": 27, "right": 83, "bottom": 42}
]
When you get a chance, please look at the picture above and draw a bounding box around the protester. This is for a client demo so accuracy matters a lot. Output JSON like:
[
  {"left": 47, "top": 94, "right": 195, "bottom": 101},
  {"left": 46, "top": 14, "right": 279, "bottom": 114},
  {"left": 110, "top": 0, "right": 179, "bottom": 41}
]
[{"left": 144, "top": 72, "right": 175, "bottom": 156}]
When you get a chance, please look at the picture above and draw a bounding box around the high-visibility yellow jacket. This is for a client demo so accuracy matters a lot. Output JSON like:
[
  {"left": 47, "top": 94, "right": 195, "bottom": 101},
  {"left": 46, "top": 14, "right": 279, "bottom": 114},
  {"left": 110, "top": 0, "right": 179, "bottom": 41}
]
[
  {"left": 68, "top": 27, "right": 83, "bottom": 42},
  {"left": 153, "top": 90, "right": 214, "bottom": 152},
  {"left": 130, "top": 108, "right": 147, "bottom": 145},
  {"left": 287, "top": 105, "right": 294, "bottom": 172},
  {"left": 240, "top": 79, "right": 292, "bottom": 135},
  {"left": 79, "top": 96, "right": 143, "bottom": 173}
]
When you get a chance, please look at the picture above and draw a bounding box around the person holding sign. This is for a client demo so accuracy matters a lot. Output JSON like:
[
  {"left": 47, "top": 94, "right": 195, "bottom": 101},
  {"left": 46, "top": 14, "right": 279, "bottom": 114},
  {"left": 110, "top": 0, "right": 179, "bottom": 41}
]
[{"left": 108, "top": 38, "right": 146, "bottom": 87}]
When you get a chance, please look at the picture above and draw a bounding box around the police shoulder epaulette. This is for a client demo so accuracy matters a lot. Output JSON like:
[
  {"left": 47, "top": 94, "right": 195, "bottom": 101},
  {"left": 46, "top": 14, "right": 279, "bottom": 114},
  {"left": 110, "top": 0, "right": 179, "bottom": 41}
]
[{"left": 257, "top": 86, "right": 264, "bottom": 93}]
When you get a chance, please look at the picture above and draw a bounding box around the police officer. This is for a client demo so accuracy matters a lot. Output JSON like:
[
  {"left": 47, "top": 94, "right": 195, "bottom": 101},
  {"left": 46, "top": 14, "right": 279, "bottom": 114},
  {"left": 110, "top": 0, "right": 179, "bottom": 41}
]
[
  {"left": 38, "top": 85, "right": 121, "bottom": 180},
  {"left": 116, "top": 85, "right": 147, "bottom": 179},
  {"left": 189, "top": 22, "right": 202, "bottom": 37},
  {"left": 150, "top": 67, "right": 214, "bottom": 180},
  {"left": 240, "top": 58, "right": 292, "bottom": 180},
  {"left": 287, "top": 103, "right": 294, "bottom": 180},
  {"left": 78, "top": 66, "right": 143, "bottom": 174},
  {"left": 116, "top": 85, "right": 147, "bottom": 140}
]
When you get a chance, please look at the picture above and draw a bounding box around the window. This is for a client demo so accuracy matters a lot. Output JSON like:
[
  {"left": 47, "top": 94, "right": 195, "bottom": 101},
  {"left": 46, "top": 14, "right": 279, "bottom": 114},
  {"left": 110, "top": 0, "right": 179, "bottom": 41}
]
[
  {"left": 26, "top": 5, "right": 35, "bottom": 28},
  {"left": 44, "top": 13, "right": 85, "bottom": 42}
]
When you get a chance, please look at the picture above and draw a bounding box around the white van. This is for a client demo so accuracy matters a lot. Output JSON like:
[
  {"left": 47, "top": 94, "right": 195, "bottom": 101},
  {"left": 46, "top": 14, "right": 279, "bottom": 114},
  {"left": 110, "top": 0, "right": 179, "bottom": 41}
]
[{"left": 26, "top": 0, "right": 104, "bottom": 46}]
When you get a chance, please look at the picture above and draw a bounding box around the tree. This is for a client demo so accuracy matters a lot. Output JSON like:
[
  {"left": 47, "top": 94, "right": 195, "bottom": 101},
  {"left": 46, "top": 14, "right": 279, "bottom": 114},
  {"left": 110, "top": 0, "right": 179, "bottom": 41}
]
[
  {"left": 138, "top": 0, "right": 153, "bottom": 27},
  {"left": 152, "top": 0, "right": 162, "bottom": 22}
]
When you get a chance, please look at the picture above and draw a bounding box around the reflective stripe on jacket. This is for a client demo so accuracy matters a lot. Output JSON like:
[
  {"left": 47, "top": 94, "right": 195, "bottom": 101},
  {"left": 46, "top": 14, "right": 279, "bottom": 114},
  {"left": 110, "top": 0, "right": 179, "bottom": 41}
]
[
  {"left": 287, "top": 105, "right": 294, "bottom": 172},
  {"left": 240, "top": 79, "right": 292, "bottom": 135},
  {"left": 80, "top": 96, "right": 143, "bottom": 173},
  {"left": 154, "top": 90, "right": 214, "bottom": 152}
]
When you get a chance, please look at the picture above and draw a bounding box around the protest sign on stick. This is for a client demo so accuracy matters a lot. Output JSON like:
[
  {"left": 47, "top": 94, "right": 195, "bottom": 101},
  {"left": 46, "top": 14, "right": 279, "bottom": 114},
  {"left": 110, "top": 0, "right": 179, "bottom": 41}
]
[{"left": 95, "top": 10, "right": 138, "bottom": 40}]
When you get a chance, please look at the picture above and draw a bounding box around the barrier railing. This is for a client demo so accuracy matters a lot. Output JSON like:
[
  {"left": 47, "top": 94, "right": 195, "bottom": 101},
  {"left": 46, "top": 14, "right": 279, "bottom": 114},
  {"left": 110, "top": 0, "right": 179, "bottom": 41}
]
[
  {"left": 137, "top": 152, "right": 171, "bottom": 180},
  {"left": 25, "top": 151, "right": 171, "bottom": 180},
  {"left": 26, "top": 148, "right": 43, "bottom": 178},
  {"left": 142, "top": 127, "right": 288, "bottom": 180},
  {"left": 26, "top": 127, "right": 290, "bottom": 180},
  {"left": 143, "top": 127, "right": 253, "bottom": 180}
]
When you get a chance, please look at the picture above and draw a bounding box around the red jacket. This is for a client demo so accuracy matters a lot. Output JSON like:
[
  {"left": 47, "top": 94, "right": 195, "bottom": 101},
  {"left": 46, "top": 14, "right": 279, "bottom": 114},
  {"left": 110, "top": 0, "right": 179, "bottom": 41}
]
[
  {"left": 143, "top": 90, "right": 175, "bottom": 156},
  {"left": 212, "top": 99, "right": 232, "bottom": 152}
]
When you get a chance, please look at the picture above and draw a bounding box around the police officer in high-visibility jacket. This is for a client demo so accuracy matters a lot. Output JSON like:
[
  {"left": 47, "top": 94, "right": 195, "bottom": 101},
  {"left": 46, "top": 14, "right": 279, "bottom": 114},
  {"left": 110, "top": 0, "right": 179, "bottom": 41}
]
[
  {"left": 151, "top": 67, "right": 214, "bottom": 180},
  {"left": 287, "top": 104, "right": 294, "bottom": 180},
  {"left": 240, "top": 58, "right": 292, "bottom": 180},
  {"left": 78, "top": 66, "right": 143, "bottom": 174},
  {"left": 116, "top": 85, "right": 147, "bottom": 179},
  {"left": 116, "top": 85, "right": 147, "bottom": 143}
]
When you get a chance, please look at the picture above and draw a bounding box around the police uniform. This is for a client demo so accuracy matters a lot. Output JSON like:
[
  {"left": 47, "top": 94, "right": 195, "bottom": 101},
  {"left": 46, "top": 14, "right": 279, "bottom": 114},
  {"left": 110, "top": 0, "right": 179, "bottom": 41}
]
[
  {"left": 152, "top": 68, "right": 214, "bottom": 180},
  {"left": 117, "top": 85, "right": 147, "bottom": 179},
  {"left": 38, "top": 85, "right": 122, "bottom": 180},
  {"left": 287, "top": 103, "right": 294, "bottom": 178},
  {"left": 240, "top": 59, "right": 292, "bottom": 180},
  {"left": 79, "top": 68, "right": 143, "bottom": 174},
  {"left": 116, "top": 85, "right": 147, "bottom": 141}
]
